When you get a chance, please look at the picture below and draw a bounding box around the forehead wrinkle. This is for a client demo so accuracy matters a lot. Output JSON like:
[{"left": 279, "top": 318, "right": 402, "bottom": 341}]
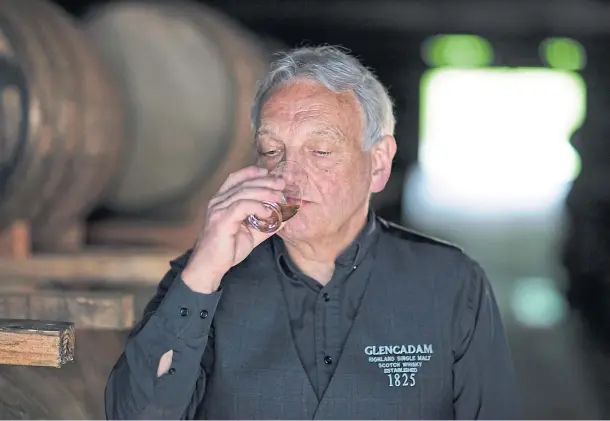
[
  {"left": 296, "top": 93, "right": 360, "bottom": 145},
  {"left": 307, "top": 125, "right": 346, "bottom": 141},
  {"left": 258, "top": 86, "right": 358, "bottom": 144},
  {"left": 289, "top": 107, "right": 323, "bottom": 132},
  {"left": 289, "top": 109, "right": 347, "bottom": 142}
]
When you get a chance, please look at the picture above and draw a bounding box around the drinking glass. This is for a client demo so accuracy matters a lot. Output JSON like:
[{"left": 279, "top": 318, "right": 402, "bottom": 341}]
[{"left": 245, "top": 160, "right": 308, "bottom": 233}]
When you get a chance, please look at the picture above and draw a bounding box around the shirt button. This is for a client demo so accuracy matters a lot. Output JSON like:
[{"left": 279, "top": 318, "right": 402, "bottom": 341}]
[
  {"left": 323, "top": 293, "right": 330, "bottom": 302},
  {"left": 353, "top": 265, "right": 357, "bottom": 270},
  {"left": 200, "top": 310, "right": 208, "bottom": 319},
  {"left": 180, "top": 308, "right": 189, "bottom": 317},
  {"left": 168, "top": 368, "right": 176, "bottom": 375},
  {"left": 324, "top": 355, "right": 333, "bottom": 365}
]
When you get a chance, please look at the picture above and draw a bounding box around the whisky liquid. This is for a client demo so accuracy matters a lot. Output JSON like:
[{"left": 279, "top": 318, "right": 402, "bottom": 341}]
[{"left": 278, "top": 202, "right": 300, "bottom": 221}]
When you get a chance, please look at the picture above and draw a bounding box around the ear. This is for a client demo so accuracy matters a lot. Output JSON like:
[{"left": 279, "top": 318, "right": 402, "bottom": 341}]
[{"left": 369, "top": 135, "right": 397, "bottom": 193}]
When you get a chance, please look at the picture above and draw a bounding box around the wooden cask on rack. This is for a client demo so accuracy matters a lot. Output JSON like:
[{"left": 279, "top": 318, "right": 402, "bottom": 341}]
[
  {"left": 0, "top": 0, "right": 125, "bottom": 253},
  {"left": 86, "top": 1, "right": 268, "bottom": 215},
  {"left": 84, "top": 1, "right": 271, "bottom": 248}
]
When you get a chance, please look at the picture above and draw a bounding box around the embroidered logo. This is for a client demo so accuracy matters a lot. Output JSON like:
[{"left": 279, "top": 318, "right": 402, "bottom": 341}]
[{"left": 364, "top": 345, "right": 434, "bottom": 387}]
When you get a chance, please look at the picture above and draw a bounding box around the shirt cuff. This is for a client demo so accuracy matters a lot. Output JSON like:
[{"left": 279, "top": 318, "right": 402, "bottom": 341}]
[{"left": 153, "top": 273, "right": 223, "bottom": 339}]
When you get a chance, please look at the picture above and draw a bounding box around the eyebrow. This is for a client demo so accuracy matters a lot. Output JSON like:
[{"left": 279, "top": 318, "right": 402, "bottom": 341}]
[
  {"left": 307, "top": 127, "right": 345, "bottom": 141},
  {"left": 256, "top": 127, "right": 274, "bottom": 137},
  {"left": 254, "top": 127, "right": 279, "bottom": 144}
]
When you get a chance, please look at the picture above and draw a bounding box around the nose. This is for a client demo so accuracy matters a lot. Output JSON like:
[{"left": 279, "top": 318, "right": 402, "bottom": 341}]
[
  {"left": 283, "top": 150, "right": 302, "bottom": 166},
  {"left": 276, "top": 160, "right": 308, "bottom": 191},
  {"left": 281, "top": 170, "right": 296, "bottom": 185},
  {"left": 280, "top": 150, "right": 308, "bottom": 185}
]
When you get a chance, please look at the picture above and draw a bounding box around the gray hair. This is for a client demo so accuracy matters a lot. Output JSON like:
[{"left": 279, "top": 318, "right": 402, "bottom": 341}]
[{"left": 250, "top": 46, "right": 395, "bottom": 150}]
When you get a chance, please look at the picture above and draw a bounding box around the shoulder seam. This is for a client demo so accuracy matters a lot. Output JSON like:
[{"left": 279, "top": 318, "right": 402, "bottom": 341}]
[{"left": 376, "top": 217, "right": 463, "bottom": 252}]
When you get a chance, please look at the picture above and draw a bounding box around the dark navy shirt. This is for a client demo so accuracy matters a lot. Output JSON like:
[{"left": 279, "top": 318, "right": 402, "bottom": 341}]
[
  {"left": 272, "top": 211, "right": 378, "bottom": 398},
  {"left": 104, "top": 212, "right": 520, "bottom": 420}
]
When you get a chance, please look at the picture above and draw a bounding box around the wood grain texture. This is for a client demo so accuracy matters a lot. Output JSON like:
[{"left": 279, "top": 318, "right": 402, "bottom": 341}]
[
  {"left": 0, "top": 248, "right": 178, "bottom": 284},
  {"left": 88, "top": 216, "right": 204, "bottom": 250},
  {"left": 0, "top": 291, "right": 134, "bottom": 330},
  {"left": 0, "top": 329, "right": 129, "bottom": 419},
  {"left": 0, "top": 0, "right": 125, "bottom": 252},
  {"left": 0, "top": 319, "right": 74, "bottom": 367},
  {"left": 27, "top": 0, "right": 125, "bottom": 251}
]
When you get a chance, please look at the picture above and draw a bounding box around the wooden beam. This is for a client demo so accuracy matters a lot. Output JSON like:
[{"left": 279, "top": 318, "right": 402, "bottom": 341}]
[
  {"left": 87, "top": 218, "right": 201, "bottom": 251},
  {"left": 0, "top": 319, "right": 75, "bottom": 368},
  {"left": 218, "top": 0, "right": 610, "bottom": 35},
  {"left": 0, "top": 291, "right": 135, "bottom": 330},
  {"left": 0, "top": 248, "right": 179, "bottom": 285}
]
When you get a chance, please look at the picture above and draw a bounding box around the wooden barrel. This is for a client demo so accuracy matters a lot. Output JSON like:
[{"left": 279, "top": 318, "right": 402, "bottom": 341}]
[
  {"left": 0, "top": 0, "right": 125, "bottom": 252},
  {"left": 83, "top": 1, "right": 269, "bottom": 217},
  {"left": 0, "top": 329, "right": 129, "bottom": 419}
]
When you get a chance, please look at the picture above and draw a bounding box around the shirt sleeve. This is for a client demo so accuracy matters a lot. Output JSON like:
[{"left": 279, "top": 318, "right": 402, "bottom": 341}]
[
  {"left": 451, "top": 259, "right": 522, "bottom": 420},
  {"left": 105, "top": 250, "right": 222, "bottom": 420}
]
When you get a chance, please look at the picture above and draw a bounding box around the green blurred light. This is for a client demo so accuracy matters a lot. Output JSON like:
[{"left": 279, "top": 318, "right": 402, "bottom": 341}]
[
  {"left": 510, "top": 277, "right": 567, "bottom": 328},
  {"left": 423, "top": 35, "right": 493, "bottom": 68},
  {"left": 541, "top": 37, "right": 586, "bottom": 71}
]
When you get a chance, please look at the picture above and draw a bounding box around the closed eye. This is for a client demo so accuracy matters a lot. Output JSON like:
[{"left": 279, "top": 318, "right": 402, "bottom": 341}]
[
  {"left": 314, "top": 151, "right": 331, "bottom": 156},
  {"left": 261, "top": 150, "right": 281, "bottom": 157}
]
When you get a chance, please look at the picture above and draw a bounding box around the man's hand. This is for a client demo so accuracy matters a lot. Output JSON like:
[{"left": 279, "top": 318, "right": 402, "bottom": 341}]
[{"left": 181, "top": 166, "right": 284, "bottom": 293}]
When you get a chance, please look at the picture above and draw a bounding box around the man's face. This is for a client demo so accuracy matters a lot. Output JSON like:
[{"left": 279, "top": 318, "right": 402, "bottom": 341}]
[{"left": 256, "top": 79, "right": 394, "bottom": 241}]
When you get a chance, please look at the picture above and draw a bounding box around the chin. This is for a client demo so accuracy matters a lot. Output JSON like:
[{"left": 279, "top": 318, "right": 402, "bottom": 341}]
[
  {"left": 278, "top": 222, "right": 307, "bottom": 240},
  {"left": 278, "top": 214, "right": 313, "bottom": 241}
]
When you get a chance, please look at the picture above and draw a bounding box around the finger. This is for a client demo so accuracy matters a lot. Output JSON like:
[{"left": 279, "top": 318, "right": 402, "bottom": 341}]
[
  {"left": 243, "top": 220, "right": 279, "bottom": 244},
  {"left": 210, "top": 176, "right": 285, "bottom": 207},
  {"left": 212, "top": 187, "right": 283, "bottom": 211},
  {"left": 245, "top": 216, "right": 288, "bottom": 242},
  {"left": 217, "top": 166, "right": 268, "bottom": 194},
  {"left": 212, "top": 199, "right": 274, "bottom": 227}
]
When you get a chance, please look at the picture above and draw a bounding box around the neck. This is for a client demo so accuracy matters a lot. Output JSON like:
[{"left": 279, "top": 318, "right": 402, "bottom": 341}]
[{"left": 282, "top": 205, "right": 369, "bottom": 285}]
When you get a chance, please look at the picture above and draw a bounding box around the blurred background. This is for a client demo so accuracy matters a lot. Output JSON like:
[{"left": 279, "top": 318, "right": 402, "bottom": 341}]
[{"left": 1, "top": 0, "right": 609, "bottom": 418}]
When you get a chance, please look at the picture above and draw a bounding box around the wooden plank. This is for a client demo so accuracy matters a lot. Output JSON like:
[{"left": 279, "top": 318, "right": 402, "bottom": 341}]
[
  {"left": 88, "top": 217, "right": 203, "bottom": 250},
  {"left": 0, "top": 319, "right": 75, "bottom": 368},
  {"left": 0, "top": 329, "right": 128, "bottom": 419},
  {"left": 0, "top": 248, "right": 179, "bottom": 284},
  {"left": 0, "top": 291, "right": 135, "bottom": 330}
]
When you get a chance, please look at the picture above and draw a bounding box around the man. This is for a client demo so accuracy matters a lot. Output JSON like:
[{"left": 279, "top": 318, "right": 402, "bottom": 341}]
[{"left": 105, "top": 46, "right": 519, "bottom": 420}]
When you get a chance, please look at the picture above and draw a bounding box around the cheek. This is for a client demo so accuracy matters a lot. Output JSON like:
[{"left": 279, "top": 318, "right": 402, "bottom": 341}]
[
  {"left": 306, "top": 154, "right": 370, "bottom": 201},
  {"left": 311, "top": 168, "right": 361, "bottom": 200}
]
